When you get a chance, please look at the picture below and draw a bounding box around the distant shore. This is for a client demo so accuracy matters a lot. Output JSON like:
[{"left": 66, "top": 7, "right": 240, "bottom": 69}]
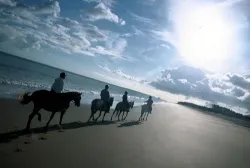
[{"left": 178, "top": 101, "right": 250, "bottom": 128}]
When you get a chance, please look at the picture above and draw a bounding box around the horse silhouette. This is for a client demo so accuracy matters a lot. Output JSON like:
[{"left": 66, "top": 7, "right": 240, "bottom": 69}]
[
  {"left": 139, "top": 104, "right": 151, "bottom": 121},
  {"left": 111, "top": 101, "right": 134, "bottom": 121},
  {"left": 87, "top": 97, "right": 114, "bottom": 123},
  {"left": 20, "top": 90, "right": 82, "bottom": 132}
]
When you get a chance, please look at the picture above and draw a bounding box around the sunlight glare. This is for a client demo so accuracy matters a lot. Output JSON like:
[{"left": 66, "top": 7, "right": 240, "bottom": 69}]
[{"left": 173, "top": 3, "right": 237, "bottom": 72}]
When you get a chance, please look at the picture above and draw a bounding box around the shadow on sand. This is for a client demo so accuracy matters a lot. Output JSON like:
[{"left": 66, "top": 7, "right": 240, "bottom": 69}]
[
  {"left": 118, "top": 120, "right": 142, "bottom": 127},
  {"left": 0, "top": 120, "right": 117, "bottom": 143}
]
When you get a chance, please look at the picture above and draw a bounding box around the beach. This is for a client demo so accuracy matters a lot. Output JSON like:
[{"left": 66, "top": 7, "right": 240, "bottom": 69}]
[{"left": 1, "top": 99, "right": 250, "bottom": 168}]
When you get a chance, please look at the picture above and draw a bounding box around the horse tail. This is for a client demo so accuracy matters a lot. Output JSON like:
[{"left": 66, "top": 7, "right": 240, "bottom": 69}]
[
  {"left": 91, "top": 99, "right": 97, "bottom": 113},
  {"left": 141, "top": 105, "right": 144, "bottom": 115},
  {"left": 20, "top": 92, "right": 33, "bottom": 105},
  {"left": 115, "top": 102, "right": 122, "bottom": 117}
]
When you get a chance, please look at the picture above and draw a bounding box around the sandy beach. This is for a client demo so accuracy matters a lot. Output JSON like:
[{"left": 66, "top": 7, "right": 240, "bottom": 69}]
[{"left": 1, "top": 99, "right": 250, "bottom": 168}]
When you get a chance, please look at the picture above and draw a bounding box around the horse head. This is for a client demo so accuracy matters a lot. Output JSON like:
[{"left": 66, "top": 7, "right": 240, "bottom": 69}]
[
  {"left": 73, "top": 92, "right": 82, "bottom": 107},
  {"left": 109, "top": 97, "right": 114, "bottom": 106},
  {"left": 130, "top": 101, "right": 134, "bottom": 108}
]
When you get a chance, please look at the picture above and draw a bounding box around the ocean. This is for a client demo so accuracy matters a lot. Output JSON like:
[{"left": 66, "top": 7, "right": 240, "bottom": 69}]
[{"left": 0, "top": 52, "right": 157, "bottom": 107}]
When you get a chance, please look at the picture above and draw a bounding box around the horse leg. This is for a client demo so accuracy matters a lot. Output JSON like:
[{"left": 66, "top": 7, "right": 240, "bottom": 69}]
[
  {"left": 145, "top": 112, "right": 148, "bottom": 121},
  {"left": 144, "top": 112, "right": 148, "bottom": 120},
  {"left": 123, "top": 112, "right": 127, "bottom": 121},
  {"left": 110, "top": 110, "right": 116, "bottom": 121},
  {"left": 59, "top": 111, "right": 66, "bottom": 131},
  {"left": 139, "top": 112, "right": 144, "bottom": 121},
  {"left": 118, "top": 111, "right": 121, "bottom": 121},
  {"left": 102, "top": 112, "right": 107, "bottom": 122},
  {"left": 92, "top": 113, "right": 95, "bottom": 121},
  {"left": 25, "top": 106, "right": 40, "bottom": 131},
  {"left": 122, "top": 112, "right": 124, "bottom": 120},
  {"left": 124, "top": 112, "right": 128, "bottom": 120},
  {"left": 146, "top": 112, "right": 149, "bottom": 121},
  {"left": 45, "top": 112, "right": 56, "bottom": 132},
  {"left": 37, "top": 113, "right": 42, "bottom": 122},
  {"left": 87, "top": 110, "right": 94, "bottom": 123},
  {"left": 95, "top": 111, "right": 102, "bottom": 122},
  {"left": 142, "top": 112, "right": 146, "bottom": 120}
]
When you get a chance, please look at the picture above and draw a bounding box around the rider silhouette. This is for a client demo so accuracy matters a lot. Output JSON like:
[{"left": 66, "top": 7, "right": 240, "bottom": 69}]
[
  {"left": 122, "top": 91, "right": 130, "bottom": 111},
  {"left": 51, "top": 72, "right": 66, "bottom": 93},
  {"left": 100, "top": 85, "right": 110, "bottom": 110},
  {"left": 145, "top": 96, "right": 153, "bottom": 113}
]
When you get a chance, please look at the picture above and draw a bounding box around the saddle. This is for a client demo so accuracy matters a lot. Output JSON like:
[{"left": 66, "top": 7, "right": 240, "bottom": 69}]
[
  {"left": 96, "top": 99, "right": 109, "bottom": 112},
  {"left": 96, "top": 99, "right": 104, "bottom": 107}
]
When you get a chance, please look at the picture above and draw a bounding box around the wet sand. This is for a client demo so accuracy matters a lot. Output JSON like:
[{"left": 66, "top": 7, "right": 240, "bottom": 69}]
[{"left": 0, "top": 99, "right": 250, "bottom": 168}]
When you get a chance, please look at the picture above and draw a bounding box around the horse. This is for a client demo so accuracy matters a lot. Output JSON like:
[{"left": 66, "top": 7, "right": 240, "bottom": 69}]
[
  {"left": 110, "top": 101, "right": 134, "bottom": 121},
  {"left": 138, "top": 104, "right": 152, "bottom": 121},
  {"left": 20, "top": 90, "right": 82, "bottom": 132},
  {"left": 87, "top": 97, "right": 114, "bottom": 123}
]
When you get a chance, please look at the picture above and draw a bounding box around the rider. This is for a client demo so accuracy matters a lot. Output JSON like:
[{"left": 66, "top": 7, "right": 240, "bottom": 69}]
[
  {"left": 100, "top": 85, "right": 110, "bottom": 110},
  {"left": 145, "top": 96, "right": 153, "bottom": 113},
  {"left": 51, "top": 72, "right": 66, "bottom": 93},
  {"left": 122, "top": 91, "right": 130, "bottom": 111}
]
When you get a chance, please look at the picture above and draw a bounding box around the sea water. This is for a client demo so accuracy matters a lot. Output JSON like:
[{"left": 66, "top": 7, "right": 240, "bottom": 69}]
[{"left": 0, "top": 52, "right": 156, "bottom": 107}]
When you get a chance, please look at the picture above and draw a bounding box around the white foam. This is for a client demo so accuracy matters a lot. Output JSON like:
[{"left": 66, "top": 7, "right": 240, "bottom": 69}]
[{"left": 0, "top": 78, "right": 150, "bottom": 105}]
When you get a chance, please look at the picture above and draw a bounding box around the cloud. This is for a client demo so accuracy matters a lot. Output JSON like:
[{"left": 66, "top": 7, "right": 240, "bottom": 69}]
[
  {"left": 151, "top": 29, "right": 176, "bottom": 46},
  {"left": 129, "top": 11, "right": 153, "bottom": 25},
  {"left": 121, "top": 26, "right": 144, "bottom": 37},
  {"left": 226, "top": 73, "right": 250, "bottom": 91},
  {"left": 139, "top": 0, "right": 157, "bottom": 6},
  {"left": 132, "top": 25, "right": 144, "bottom": 36},
  {"left": 83, "top": 2, "right": 125, "bottom": 25},
  {"left": 98, "top": 65, "right": 148, "bottom": 84},
  {"left": 0, "top": 0, "right": 16, "bottom": 6},
  {"left": 0, "top": 0, "right": 130, "bottom": 59},
  {"left": 82, "top": 0, "right": 115, "bottom": 7},
  {"left": 150, "top": 65, "right": 250, "bottom": 113}
]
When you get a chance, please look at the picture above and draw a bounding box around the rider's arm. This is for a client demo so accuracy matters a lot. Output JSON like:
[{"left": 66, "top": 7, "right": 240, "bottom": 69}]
[{"left": 107, "top": 91, "right": 110, "bottom": 98}]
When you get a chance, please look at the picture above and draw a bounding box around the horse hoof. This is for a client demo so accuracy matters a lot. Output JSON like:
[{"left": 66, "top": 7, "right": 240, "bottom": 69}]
[
  {"left": 44, "top": 127, "right": 48, "bottom": 133},
  {"left": 24, "top": 129, "right": 31, "bottom": 134}
]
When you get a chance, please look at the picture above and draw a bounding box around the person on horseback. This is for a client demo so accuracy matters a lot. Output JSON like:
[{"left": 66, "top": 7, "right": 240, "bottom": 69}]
[
  {"left": 100, "top": 84, "right": 110, "bottom": 111},
  {"left": 51, "top": 72, "right": 66, "bottom": 93},
  {"left": 145, "top": 96, "right": 153, "bottom": 113},
  {"left": 122, "top": 91, "right": 130, "bottom": 112}
]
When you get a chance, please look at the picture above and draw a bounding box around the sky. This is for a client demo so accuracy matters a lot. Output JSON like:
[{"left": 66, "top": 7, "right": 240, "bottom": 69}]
[{"left": 1, "top": 0, "right": 250, "bottom": 114}]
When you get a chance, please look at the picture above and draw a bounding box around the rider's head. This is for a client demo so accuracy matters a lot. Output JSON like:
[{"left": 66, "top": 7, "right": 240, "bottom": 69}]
[
  {"left": 105, "top": 85, "right": 109, "bottom": 90},
  {"left": 125, "top": 91, "right": 128, "bottom": 95},
  {"left": 149, "top": 96, "right": 152, "bottom": 99},
  {"left": 60, "top": 72, "right": 66, "bottom": 79}
]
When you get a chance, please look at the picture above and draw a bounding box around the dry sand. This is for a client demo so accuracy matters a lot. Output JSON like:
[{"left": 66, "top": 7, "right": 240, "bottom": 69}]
[{"left": 1, "top": 99, "right": 250, "bottom": 168}]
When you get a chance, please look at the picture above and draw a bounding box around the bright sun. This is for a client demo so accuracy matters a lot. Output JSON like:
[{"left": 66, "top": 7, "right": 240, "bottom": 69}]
[{"left": 173, "top": 3, "right": 236, "bottom": 72}]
